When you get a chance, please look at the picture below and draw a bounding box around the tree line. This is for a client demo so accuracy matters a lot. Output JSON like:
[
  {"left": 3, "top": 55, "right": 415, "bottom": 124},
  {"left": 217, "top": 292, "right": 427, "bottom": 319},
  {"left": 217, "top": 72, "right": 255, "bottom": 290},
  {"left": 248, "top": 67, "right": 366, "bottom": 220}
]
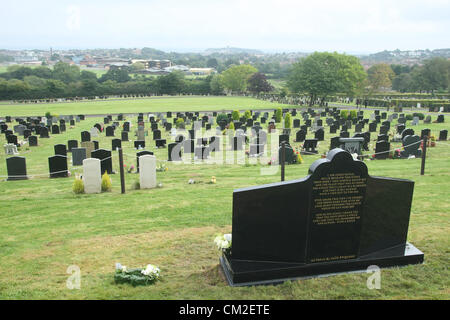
[{"left": 1, "top": 53, "right": 448, "bottom": 101}]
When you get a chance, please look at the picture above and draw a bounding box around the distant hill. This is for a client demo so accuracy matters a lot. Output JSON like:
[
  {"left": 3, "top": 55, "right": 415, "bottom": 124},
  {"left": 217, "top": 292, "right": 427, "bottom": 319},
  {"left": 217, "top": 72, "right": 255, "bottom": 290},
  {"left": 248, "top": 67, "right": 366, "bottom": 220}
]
[
  {"left": 204, "top": 47, "right": 264, "bottom": 55},
  {"left": 359, "top": 48, "right": 450, "bottom": 66}
]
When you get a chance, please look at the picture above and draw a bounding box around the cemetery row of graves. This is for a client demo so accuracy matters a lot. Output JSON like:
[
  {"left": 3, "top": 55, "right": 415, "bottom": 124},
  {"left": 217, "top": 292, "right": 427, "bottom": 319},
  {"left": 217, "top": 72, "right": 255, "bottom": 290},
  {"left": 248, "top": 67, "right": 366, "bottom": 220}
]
[
  {"left": 1, "top": 107, "right": 448, "bottom": 186},
  {"left": 0, "top": 101, "right": 449, "bottom": 299}
]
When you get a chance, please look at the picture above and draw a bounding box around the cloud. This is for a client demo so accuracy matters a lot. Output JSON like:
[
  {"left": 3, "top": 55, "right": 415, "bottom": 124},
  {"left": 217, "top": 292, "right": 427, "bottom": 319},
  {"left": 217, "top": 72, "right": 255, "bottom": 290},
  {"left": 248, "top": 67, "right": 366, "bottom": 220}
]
[{"left": 0, "top": 0, "right": 449, "bottom": 51}]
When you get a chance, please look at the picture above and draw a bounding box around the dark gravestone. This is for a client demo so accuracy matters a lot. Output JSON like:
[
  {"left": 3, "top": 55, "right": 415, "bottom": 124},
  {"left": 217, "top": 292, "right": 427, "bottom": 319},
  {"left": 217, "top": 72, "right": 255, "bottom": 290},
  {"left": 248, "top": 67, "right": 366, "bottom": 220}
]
[
  {"left": 123, "top": 122, "right": 130, "bottom": 132},
  {"left": 279, "top": 134, "right": 289, "bottom": 145},
  {"left": 293, "top": 119, "right": 300, "bottom": 128},
  {"left": 112, "top": 139, "right": 122, "bottom": 151},
  {"left": 340, "top": 131, "right": 350, "bottom": 138},
  {"left": 302, "top": 139, "right": 318, "bottom": 154},
  {"left": 153, "top": 130, "right": 161, "bottom": 140},
  {"left": 375, "top": 141, "right": 390, "bottom": 160},
  {"left": 92, "top": 149, "right": 113, "bottom": 175},
  {"left": 81, "top": 131, "right": 91, "bottom": 142},
  {"left": 330, "top": 136, "right": 341, "bottom": 150},
  {"left": 105, "top": 126, "right": 115, "bottom": 137},
  {"left": 153, "top": 138, "right": 165, "bottom": 148},
  {"left": 168, "top": 143, "right": 182, "bottom": 161},
  {"left": 48, "top": 155, "right": 68, "bottom": 178},
  {"left": 401, "top": 128, "right": 415, "bottom": 140},
  {"left": 137, "top": 150, "right": 154, "bottom": 172},
  {"left": 314, "top": 128, "right": 324, "bottom": 141},
  {"left": 439, "top": 130, "right": 448, "bottom": 141},
  {"left": 397, "top": 124, "right": 406, "bottom": 135},
  {"left": 401, "top": 135, "right": 422, "bottom": 158},
  {"left": 40, "top": 127, "right": 49, "bottom": 138},
  {"left": 353, "top": 133, "right": 369, "bottom": 151},
  {"left": 369, "top": 122, "right": 377, "bottom": 132},
  {"left": 121, "top": 131, "right": 129, "bottom": 142},
  {"left": 28, "top": 135, "right": 38, "bottom": 147},
  {"left": 72, "top": 148, "right": 86, "bottom": 166},
  {"left": 60, "top": 123, "right": 66, "bottom": 132},
  {"left": 221, "top": 149, "right": 423, "bottom": 286},
  {"left": 377, "top": 134, "right": 389, "bottom": 142},
  {"left": 379, "top": 125, "right": 389, "bottom": 135},
  {"left": 93, "top": 140, "right": 99, "bottom": 150},
  {"left": 329, "top": 125, "right": 337, "bottom": 134},
  {"left": 6, "top": 156, "right": 28, "bottom": 181},
  {"left": 51, "top": 125, "right": 60, "bottom": 134},
  {"left": 279, "top": 144, "right": 296, "bottom": 164},
  {"left": 23, "top": 129, "right": 31, "bottom": 139},
  {"left": 437, "top": 115, "right": 444, "bottom": 123},
  {"left": 420, "top": 128, "right": 431, "bottom": 140},
  {"left": 7, "top": 134, "right": 18, "bottom": 146},
  {"left": 183, "top": 139, "right": 195, "bottom": 153},
  {"left": 134, "top": 140, "right": 145, "bottom": 149},
  {"left": 67, "top": 140, "right": 78, "bottom": 152},
  {"left": 54, "top": 144, "right": 67, "bottom": 156}
]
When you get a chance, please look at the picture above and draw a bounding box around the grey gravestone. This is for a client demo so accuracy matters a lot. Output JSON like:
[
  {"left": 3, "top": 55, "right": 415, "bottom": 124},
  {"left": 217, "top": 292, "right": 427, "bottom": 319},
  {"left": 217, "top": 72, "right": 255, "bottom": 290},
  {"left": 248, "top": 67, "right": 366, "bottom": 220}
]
[
  {"left": 72, "top": 148, "right": 86, "bottom": 166},
  {"left": 48, "top": 155, "right": 68, "bottom": 178},
  {"left": 54, "top": 144, "right": 67, "bottom": 156}
]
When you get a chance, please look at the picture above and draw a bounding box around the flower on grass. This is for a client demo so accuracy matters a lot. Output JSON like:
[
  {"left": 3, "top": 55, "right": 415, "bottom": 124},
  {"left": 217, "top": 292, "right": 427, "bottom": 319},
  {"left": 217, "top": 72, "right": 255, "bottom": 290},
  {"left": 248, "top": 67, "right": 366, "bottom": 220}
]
[{"left": 141, "top": 264, "right": 161, "bottom": 279}]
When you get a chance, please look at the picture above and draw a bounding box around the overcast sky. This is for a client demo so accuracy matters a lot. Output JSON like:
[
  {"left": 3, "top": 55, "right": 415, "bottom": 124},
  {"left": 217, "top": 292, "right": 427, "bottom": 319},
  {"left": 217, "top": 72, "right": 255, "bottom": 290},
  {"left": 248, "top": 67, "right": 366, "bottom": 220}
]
[{"left": 1, "top": 0, "right": 449, "bottom": 53}]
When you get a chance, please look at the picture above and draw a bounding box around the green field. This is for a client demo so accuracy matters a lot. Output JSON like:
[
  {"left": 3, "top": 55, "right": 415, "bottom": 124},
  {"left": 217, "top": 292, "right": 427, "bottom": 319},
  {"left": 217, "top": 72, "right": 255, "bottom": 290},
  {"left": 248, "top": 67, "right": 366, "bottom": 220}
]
[
  {"left": 0, "top": 100, "right": 449, "bottom": 299},
  {"left": 0, "top": 96, "right": 292, "bottom": 117}
]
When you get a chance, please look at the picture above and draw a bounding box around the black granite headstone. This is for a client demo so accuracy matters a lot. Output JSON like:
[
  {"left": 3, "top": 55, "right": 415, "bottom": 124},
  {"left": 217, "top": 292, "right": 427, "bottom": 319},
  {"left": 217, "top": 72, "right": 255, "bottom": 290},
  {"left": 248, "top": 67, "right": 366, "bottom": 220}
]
[
  {"left": 91, "top": 149, "right": 113, "bottom": 175},
  {"left": 221, "top": 149, "right": 423, "bottom": 286},
  {"left": 28, "top": 135, "right": 38, "bottom": 147},
  {"left": 54, "top": 144, "right": 67, "bottom": 156},
  {"left": 81, "top": 131, "right": 91, "bottom": 142},
  {"left": 6, "top": 156, "right": 27, "bottom": 181},
  {"left": 112, "top": 138, "right": 121, "bottom": 151},
  {"left": 67, "top": 140, "right": 78, "bottom": 152},
  {"left": 48, "top": 155, "right": 68, "bottom": 178}
]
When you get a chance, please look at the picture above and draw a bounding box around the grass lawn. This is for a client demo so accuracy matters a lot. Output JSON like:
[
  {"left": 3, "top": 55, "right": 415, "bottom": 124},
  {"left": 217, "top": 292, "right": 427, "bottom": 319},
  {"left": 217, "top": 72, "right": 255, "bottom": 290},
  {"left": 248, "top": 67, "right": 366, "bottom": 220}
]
[
  {"left": 0, "top": 96, "right": 293, "bottom": 117},
  {"left": 0, "top": 101, "right": 449, "bottom": 299}
]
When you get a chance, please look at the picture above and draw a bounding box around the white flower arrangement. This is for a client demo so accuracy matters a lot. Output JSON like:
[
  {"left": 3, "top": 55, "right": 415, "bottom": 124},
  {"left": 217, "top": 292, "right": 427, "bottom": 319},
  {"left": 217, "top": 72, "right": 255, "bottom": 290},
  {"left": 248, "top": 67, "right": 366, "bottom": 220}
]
[
  {"left": 141, "top": 264, "right": 161, "bottom": 280},
  {"left": 214, "top": 234, "right": 232, "bottom": 252},
  {"left": 114, "top": 262, "right": 161, "bottom": 286}
]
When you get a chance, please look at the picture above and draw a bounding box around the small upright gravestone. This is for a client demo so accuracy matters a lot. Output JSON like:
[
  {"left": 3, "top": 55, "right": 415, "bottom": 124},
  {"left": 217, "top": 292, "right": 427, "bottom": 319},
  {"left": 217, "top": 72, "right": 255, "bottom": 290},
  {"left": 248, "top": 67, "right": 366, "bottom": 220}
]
[
  {"left": 72, "top": 148, "right": 87, "bottom": 166},
  {"left": 221, "top": 149, "right": 423, "bottom": 286},
  {"left": 28, "top": 136, "right": 38, "bottom": 147},
  {"left": 83, "top": 158, "right": 101, "bottom": 193},
  {"left": 91, "top": 149, "right": 113, "bottom": 175},
  {"left": 54, "top": 144, "right": 67, "bottom": 156},
  {"left": 139, "top": 155, "right": 157, "bottom": 189},
  {"left": 6, "top": 156, "right": 27, "bottom": 181}
]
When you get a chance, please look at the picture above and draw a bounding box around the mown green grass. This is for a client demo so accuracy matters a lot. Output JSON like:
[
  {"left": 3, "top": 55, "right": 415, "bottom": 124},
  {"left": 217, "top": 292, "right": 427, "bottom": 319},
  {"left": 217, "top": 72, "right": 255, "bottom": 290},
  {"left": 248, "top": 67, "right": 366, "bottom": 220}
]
[
  {"left": 0, "top": 103, "right": 449, "bottom": 300},
  {"left": 0, "top": 96, "right": 292, "bottom": 117}
]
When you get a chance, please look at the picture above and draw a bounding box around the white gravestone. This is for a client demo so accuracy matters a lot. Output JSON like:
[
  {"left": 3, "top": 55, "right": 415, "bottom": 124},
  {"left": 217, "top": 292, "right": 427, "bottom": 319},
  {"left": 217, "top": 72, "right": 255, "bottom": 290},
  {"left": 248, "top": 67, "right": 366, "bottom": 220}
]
[
  {"left": 83, "top": 158, "right": 101, "bottom": 194},
  {"left": 90, "top": 127, "right": 99, "bottom": 137},
  {"left": 139, "top": 155, "right": 157, "bottom": 189}
]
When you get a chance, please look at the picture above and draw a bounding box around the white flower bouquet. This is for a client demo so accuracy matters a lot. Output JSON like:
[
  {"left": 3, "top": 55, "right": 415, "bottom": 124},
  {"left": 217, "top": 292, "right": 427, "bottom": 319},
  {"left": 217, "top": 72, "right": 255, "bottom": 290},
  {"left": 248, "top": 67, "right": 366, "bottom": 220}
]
[
  {"left": 214, "top": 234, "right": 232, "bottom": 255},
  {"left": 114, "top": 262, "right": 161, "bottom": 286}
]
